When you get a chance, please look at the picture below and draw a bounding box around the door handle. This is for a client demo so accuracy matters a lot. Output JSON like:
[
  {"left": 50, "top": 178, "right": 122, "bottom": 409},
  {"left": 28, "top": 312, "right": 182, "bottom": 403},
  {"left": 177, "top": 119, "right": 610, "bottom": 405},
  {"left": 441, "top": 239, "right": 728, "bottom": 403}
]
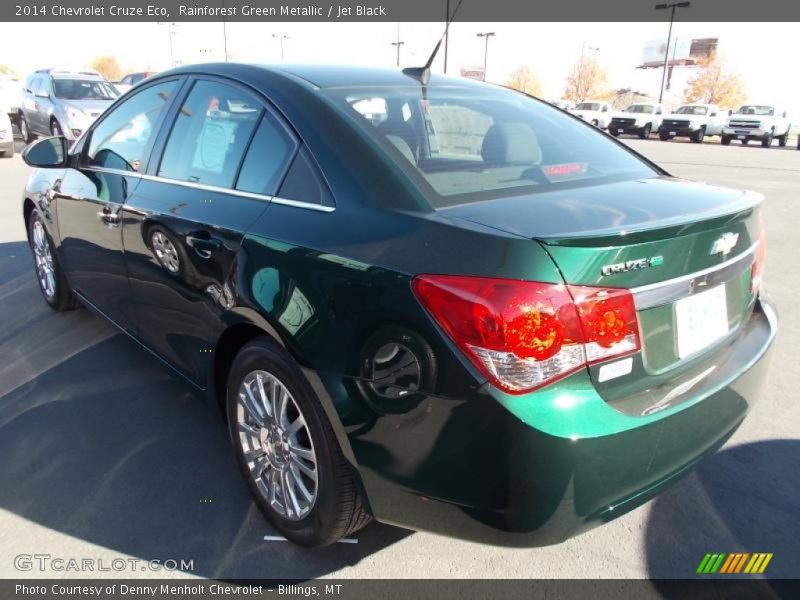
[
  {"left": 186, "top": 235, "right": 222, "bottom": 258},
  {"left": 96, "top": 208, "right": 121, "bottom": 226}
]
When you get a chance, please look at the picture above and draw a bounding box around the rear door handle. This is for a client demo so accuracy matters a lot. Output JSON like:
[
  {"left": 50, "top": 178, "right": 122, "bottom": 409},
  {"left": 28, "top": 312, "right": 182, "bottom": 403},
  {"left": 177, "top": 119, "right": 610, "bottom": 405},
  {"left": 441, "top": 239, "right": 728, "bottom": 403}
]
[
  {"left": 186, "top": 235, "right": 222, "bottom": 258},
  {"left": 96, "top": 207, "right": 121, "bottom": 226}
]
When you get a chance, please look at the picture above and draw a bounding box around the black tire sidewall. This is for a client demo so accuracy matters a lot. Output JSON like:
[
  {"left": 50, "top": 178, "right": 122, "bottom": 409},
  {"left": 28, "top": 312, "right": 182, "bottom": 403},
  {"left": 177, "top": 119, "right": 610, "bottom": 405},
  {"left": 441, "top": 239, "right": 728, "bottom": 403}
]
[{"left": 225, "top": 339, "right": 347, "bottom": 546}]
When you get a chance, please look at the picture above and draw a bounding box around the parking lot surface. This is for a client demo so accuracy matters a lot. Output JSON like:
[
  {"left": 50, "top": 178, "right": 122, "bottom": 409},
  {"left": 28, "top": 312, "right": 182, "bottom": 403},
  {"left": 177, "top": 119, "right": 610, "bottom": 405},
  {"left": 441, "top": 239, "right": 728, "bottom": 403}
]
[{"left": 0, "top": 138, "right": 797, "bottom": 579}]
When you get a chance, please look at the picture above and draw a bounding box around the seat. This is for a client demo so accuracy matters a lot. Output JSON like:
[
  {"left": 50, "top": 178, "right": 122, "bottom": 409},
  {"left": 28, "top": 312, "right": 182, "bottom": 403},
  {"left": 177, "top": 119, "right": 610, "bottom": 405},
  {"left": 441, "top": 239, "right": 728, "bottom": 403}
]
[{"left": 481, "top": 122, "right": 542, "bottom": 165}]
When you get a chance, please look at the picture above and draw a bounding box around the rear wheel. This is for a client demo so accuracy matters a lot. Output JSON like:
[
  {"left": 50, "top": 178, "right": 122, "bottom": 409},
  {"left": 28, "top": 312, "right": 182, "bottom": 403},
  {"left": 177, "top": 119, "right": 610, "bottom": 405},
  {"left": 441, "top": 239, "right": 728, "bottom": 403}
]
[
  {"left": 226, "top": 338, "right": 371, "bottom": 546},
  {"left": 18, "top": 112, "right": 34, "bottom": 144},
  {"left": 27, "top": 209, "right": 80, "bottom": 311},
  {"left": 721, "top": 135, "right": 732, "bottom": 146},
  {"left": 638, "top": 123, "right": 652, "bottom": 139}
]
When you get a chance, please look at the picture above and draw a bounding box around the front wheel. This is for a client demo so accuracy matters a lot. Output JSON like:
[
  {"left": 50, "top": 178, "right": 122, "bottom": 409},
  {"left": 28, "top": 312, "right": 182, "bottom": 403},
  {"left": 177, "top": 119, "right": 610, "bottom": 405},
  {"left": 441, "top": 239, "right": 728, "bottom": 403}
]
[
  {"left": 226, "top": 338, "right": 371, "bottom": 546},
  {"left": 50, "top": 119, "right": 64, "bottom": 137},
  {"left": 721, "top": 135, "right": 732, "bottom": 146},
  {"left": 638, "top": 123, "right": 652, "bottom": 139},
  {"left": 691, "top": 127, "right": 705, "bottom": 143},
  {"left": 27, "top": 209, "right": 80, "bottom": 311},
  {"left": 659, "top": 132, "right": 670, "bottom": 141},
  {"left": 761, "top": 132, "right": 773, "bottom": 148}
]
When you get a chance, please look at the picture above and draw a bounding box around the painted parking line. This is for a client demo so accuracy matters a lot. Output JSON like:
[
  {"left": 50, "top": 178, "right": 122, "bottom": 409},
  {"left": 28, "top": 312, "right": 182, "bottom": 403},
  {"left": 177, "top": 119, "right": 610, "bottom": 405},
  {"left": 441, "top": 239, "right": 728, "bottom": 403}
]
[{"left": 264, "top": 535, "right": 358, "bottom": 544}]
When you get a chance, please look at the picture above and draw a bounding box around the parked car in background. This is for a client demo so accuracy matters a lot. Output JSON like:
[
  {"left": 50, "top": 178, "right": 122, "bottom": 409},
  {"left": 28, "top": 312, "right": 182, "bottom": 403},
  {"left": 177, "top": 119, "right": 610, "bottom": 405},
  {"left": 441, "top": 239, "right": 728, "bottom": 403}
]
[
  {"left": 657, "top": 104, "right": 726, "bottom": 143},
  {"left": 0, "top": 74, "right": 24, "bottom": 123},
  {"left": 18, "top": 69, "right": 119, "bottom": 143},
  {"left": 549, "top": 99, "right": 574, "bottom": 111},
  {"left": 722, "top": 105, "right": 791, "bottom": 147},
  {"left": 114, "top": 71, "right": 157, "bottom": 94},
  {"left": 19, "top": 63, "right": 776, "bottom": 548},
  {"left": 608, "top": 102, "right": 665, "bottom": 139},
  {"left": 0, "top": 111, "right": 14, "bottom": 157},
  {"left": 570, "top": 100, "right": 613, "bottom": 128}
]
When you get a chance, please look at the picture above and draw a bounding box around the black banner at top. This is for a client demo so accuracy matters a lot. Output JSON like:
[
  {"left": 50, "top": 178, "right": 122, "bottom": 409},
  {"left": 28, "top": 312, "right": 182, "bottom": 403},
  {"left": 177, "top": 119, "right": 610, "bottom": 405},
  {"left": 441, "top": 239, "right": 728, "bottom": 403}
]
[{"left": 3, "top": 0, "right": 800, "bottom": 22}]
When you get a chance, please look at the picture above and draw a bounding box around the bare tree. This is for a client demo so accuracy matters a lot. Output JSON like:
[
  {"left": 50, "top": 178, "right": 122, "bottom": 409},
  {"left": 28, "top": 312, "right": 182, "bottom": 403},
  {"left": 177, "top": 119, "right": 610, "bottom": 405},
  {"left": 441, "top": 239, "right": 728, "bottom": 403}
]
[
  {"left": 0, "top": 65, "right": 18, "bottom": 77},
  {"left": 89, "top": 56, "right": 123, "bottom": 81},
  {"left": 563, "top": 54, "right": 611, "bottom": 103},
  {"left": 684, "top": 52, "right": 746, "bottom": 109},
  {"left": 505, "top": 66, "right": 543, "bottom": 97}
]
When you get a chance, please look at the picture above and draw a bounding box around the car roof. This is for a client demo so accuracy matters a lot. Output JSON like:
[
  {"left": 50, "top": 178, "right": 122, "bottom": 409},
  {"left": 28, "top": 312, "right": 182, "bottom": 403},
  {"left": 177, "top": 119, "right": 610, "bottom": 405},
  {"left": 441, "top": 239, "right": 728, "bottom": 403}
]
[
  {"left": 51, "top": 72, "right": 104, "bottom": 81},
  {"left": 163, "top": 62, "right": 491, "bottom": 91}
]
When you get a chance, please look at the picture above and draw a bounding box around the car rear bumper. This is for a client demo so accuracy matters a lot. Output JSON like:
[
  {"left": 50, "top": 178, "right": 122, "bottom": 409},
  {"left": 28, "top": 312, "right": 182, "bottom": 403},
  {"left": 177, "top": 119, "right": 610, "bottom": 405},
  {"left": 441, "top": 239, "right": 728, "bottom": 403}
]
[{"left": 339, "top": 297, "right": 776, "bottom": 546}]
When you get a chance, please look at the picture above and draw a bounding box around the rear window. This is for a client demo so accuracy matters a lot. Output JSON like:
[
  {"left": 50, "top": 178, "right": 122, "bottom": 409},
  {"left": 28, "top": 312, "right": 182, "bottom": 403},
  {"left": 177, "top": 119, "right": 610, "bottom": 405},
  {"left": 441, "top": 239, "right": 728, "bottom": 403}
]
[{"left": 328, "top": 85, "right": 656, "bottom": 208}]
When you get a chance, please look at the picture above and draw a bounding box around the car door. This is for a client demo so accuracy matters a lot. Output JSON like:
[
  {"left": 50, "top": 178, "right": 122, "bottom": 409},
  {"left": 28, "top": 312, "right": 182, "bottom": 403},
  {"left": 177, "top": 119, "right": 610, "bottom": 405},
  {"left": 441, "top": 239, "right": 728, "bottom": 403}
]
[
  {"left": 121, "top": 76, "right": 298, "bottom": 386},
  {"left": 24, "top": 76, "right": 46, "bottom": 133},
  {"left": 54, "top": 78, "right": 180, "bottom": 331}
]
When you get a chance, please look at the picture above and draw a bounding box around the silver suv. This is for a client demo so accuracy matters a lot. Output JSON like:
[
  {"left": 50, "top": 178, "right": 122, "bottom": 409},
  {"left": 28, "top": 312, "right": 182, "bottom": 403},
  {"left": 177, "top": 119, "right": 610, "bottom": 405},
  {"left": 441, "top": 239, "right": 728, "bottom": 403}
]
[{"left": 18, "top": 69, "right": 119, "bottom": 143}]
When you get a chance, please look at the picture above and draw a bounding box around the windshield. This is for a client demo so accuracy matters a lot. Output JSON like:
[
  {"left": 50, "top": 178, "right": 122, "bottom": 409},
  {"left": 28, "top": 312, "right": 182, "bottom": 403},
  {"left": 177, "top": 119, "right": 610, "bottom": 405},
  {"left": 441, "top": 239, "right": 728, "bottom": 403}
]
[
  {"left": 674, "top": 105, "right": 708, "bottom": 115},
  {"left": 575, "top": 103, "right": 601, "bottom": 111},
  {"left": 735, "top": 105, "right": 774, "bottom": 116},
  {"left": 625, "top": 104, "right": 654, "bottom": 114},
  {"left": 327, "top": 86, "right": 656, "bottom": 208},
  {"left": 52, "top": 79, "right": 118, "bottom": 101}
]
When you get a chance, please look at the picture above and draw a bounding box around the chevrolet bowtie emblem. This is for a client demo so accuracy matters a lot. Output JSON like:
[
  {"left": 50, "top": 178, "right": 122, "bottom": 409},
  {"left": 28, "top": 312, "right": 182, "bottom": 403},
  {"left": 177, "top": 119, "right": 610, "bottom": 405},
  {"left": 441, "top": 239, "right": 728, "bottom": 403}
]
[{"left": 710, "top": 232, "right": 739, "bottom": 257}]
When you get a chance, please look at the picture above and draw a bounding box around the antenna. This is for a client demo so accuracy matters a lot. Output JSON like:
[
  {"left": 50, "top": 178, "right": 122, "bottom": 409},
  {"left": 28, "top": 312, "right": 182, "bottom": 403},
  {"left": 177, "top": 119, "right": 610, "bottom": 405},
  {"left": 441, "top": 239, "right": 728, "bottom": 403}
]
[{"left": 402, "top": 0, "right": 466, "bottom": 85}]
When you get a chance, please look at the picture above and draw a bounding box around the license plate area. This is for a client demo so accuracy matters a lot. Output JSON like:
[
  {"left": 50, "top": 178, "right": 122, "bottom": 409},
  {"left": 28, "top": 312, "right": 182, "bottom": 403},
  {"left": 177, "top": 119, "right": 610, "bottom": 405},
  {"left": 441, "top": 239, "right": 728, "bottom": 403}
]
[{"left": 675, "top": 285, "right": 729, "bottom": 359}]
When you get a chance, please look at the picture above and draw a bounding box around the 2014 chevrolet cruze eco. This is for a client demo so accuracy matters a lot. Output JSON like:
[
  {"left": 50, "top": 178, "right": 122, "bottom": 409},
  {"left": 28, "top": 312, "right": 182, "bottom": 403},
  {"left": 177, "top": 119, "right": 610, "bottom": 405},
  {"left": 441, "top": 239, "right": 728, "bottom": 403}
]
[{"left": 20, "top": 63, "right": 776, "bottom": 547}]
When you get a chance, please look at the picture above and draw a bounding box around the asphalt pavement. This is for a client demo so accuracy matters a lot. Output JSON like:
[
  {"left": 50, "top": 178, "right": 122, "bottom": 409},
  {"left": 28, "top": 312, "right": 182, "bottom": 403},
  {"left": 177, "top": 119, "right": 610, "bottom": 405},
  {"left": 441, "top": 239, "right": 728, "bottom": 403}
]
[{"left": 0, "top": 136, "right": 797, "bottom": 580}]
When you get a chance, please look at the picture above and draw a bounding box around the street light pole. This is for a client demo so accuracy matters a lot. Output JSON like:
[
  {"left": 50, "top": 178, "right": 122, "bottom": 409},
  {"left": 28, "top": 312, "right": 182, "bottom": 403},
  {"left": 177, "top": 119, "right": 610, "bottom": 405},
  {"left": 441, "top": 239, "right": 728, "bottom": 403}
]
[
  {"left": 655, "top": 2, "right": 690, "bottom": 103},
  {"left": 391, "top": 23, "right": 405, "bottom": 67},
  {"left": 476, "top": 32, "right": 495, "bottom": 81},
  {"left": 444, "top": 0, "right": 450, "bottom": 73},
  {"left": 272, "top": 34, "right": 289, "bottom": 61}
]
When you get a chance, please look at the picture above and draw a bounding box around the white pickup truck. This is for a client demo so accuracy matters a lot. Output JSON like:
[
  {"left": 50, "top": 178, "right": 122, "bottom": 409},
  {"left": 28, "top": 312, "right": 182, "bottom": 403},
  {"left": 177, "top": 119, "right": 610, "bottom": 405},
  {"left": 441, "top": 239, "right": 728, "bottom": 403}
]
[
  {"left": 570, "top": 100, "right": 613, "bottom": 129},
  {"left": 607, "top": 102, "right": 665, "bottom": 139},
  {"left": 721, "top": 104, "right": 792, "bottom": 147},
  {"left": 657, "top": 104, "right": 727, "bottom": 143}
]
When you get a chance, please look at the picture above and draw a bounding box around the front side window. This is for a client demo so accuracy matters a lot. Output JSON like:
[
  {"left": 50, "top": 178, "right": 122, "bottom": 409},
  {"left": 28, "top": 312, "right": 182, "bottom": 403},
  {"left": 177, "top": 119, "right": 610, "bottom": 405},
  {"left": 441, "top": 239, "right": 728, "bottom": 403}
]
[
  {"left": 329, "top": 86, "right": 656, "bottom": 207},
  {"left": 158, "top": 80, "right": 262, "bottom": 189},
  {"left": 53, "top": 79, "right": 118, "bottom": 100},
  {"left": 86, "top": 80, "right": 176, "bottom": 172}
]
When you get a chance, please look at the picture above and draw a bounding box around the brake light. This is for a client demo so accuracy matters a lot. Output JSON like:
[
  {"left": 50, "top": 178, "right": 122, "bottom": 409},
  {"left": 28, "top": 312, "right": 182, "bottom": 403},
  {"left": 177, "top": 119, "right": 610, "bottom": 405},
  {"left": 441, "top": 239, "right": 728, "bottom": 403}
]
[
  {"left": 412, "top": 275, "right": 640, "bottom": 394},
  {"left": 750, "top": 231, "right": 766, "bottom": 294}
]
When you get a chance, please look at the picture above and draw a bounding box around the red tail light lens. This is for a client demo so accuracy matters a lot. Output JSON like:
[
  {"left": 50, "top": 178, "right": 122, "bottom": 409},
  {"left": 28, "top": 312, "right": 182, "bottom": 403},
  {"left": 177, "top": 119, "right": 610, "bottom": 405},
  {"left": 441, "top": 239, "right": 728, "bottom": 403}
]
[
  {"left": 750, "top": 231, "right": 766, "bottom": 294},
  {"left": 412, "top": 275, "right": 640, "bottom": 394}
]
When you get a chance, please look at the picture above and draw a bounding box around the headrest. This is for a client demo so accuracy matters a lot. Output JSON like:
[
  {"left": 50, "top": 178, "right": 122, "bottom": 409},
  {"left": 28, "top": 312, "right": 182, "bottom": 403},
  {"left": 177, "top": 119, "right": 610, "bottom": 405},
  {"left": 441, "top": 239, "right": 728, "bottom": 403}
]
[
  {"left": 481, "top": 122, "right": 541, "bottom": 165},
  {"left": 386, "top": 135, "right": 415, "bottom": 164}
]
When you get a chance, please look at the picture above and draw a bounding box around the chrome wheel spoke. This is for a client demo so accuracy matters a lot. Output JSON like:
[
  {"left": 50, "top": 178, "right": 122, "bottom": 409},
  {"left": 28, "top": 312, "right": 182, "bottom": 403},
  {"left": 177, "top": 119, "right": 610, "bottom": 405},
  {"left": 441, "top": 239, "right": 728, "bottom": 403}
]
[
  {"left": 288, "top": 443, "right": 314, "bottom": 462},
  {"left": 238, "top": 421, "right": 261, "bottom": 438},
  {"left": 290, "top": 464, "right": 316, "bottom": 502},
  {"left": 290, "top": 457, "right": 317, "bottom": 483},
  {"left": 239, "top": 384, "right": 265, "bottom": 427},
  {"left": 284, "top": 415, "right": 305, "bottom": 439}
]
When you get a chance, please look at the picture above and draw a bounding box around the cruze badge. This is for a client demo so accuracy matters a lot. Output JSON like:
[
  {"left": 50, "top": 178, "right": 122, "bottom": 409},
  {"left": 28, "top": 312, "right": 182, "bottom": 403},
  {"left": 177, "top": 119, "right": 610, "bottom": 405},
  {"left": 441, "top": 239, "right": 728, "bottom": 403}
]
[
  {"left": 710, "top": 232, "right": 739, "bottom": 257},
  {"left": 601, "top": 256, "right": 663, "bottom": 276}
]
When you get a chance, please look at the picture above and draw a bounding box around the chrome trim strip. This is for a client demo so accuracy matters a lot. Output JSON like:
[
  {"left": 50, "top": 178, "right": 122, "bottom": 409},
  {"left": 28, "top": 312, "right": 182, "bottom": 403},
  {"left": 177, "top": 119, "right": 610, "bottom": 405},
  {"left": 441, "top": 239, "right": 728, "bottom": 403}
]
[
  {"left": 82, "top": 169, "right": 335, "bottom": 212},
  {"left": 631, "top": 242, "right": 758, "bottom": 310}
]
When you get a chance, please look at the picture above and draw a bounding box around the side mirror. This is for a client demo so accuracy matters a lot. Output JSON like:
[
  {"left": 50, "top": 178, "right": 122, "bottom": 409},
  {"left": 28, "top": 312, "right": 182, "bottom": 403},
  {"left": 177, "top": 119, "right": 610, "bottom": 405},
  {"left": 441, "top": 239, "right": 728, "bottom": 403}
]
[
  {"left": 710, "top": 112, "right": 717, "bottom": 117},
  {"left": 22, "top": 136, "right": 68, "bottom": 168},
  {"left": 782, "top": 111, "right": 788, "bottom": 118},
  {"left": 728, "top": 109, "right": 733, "bottom": 116}
]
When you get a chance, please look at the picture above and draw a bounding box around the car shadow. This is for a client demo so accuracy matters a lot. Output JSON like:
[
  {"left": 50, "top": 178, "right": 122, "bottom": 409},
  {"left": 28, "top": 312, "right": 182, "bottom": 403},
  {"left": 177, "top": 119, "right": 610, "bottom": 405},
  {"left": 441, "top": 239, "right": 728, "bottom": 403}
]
[
  {"left": 0, "top": 241, "right": 410, "bottom": 579},
  {"left": 645, "top": 438, "right": 799, "bottom": 586}
]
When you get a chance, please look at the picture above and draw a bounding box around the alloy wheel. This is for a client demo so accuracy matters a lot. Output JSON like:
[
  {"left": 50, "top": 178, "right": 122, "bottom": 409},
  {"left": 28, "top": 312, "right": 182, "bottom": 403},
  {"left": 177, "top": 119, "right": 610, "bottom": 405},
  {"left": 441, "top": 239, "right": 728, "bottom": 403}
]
[
  {"left": 236, "top": 370, "right": 318, "bottom": 521},
  {"left": 31, "top": 220, "right": 56, "bottom": 299},
  {"left": 151, "top": 231, "right": 180, "bottom": 273}
]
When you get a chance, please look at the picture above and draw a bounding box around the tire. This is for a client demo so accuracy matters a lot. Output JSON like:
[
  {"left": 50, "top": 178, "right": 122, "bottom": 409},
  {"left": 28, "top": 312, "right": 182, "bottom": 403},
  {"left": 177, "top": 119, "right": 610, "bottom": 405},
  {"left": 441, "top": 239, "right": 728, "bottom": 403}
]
[
  {"left": 691, "top": 127, "right": 705, "bottom": 143},
  {"left": 761, "top": 132, "right": 773, "bottom": 148},
  {"left": 777, "top": 129, "right": 789, "bottom": 147},
  {"left": 721, "top": 135, "right": 732, "bottom": 146},
  {"left": 741, "top": 139, "right": 749, "bottom": 146},
  {"left": 0, "top": 144, "right": 13, "bottom": 158},
  {"left": 638, "top": 123, "right": 652, "bottom": 139},
  {"left": 610, "top": 130, "right": 619, "bottom": 137},
  {"left": 27, "top": 208, "right": 80, "bottom": 311},
  {"left": 18, "top": 112, "right": 34, "bottom": 144},
  {"left": 659, "top": 132, "right": 670, "bottom": 141},
  {"left": 50, "top": 119, "right": 64, "bottom": 137},
  {"left": 226, "top": 338, "right": 371, "bottom": 547}
]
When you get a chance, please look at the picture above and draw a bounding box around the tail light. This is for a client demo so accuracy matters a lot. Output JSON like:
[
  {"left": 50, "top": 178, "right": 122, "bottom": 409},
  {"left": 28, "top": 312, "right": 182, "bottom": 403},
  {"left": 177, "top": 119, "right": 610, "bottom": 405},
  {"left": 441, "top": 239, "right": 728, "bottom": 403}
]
[
  {"left": 750, "top": 231, "right": 766, "bottom": 294},
  {"left": 412, "top": 275, "right": 640, "bottom": 394}
]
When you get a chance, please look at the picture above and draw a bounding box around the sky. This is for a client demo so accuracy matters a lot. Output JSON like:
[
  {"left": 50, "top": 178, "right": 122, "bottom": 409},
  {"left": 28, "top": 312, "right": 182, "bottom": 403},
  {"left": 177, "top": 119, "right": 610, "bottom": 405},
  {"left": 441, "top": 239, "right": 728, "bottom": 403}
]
[{"left": 1, "top": 21, "right": 798, "bottom": 113}]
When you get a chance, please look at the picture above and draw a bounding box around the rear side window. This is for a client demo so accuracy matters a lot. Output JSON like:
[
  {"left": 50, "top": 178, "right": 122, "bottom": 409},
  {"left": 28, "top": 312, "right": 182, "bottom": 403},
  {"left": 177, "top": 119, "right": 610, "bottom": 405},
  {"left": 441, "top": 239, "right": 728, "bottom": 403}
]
[
  {"left": 86, "top": 80, "right": 176, "bottom": 172},
  {"left": 277, "top": 147, "right": 332, "bottom": 207},
  {"left": 235, "top": 113, "right": 296, "bottom": 196},
  {"left": 158, "top": 80, "right": 262, "bottom": 189}
]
